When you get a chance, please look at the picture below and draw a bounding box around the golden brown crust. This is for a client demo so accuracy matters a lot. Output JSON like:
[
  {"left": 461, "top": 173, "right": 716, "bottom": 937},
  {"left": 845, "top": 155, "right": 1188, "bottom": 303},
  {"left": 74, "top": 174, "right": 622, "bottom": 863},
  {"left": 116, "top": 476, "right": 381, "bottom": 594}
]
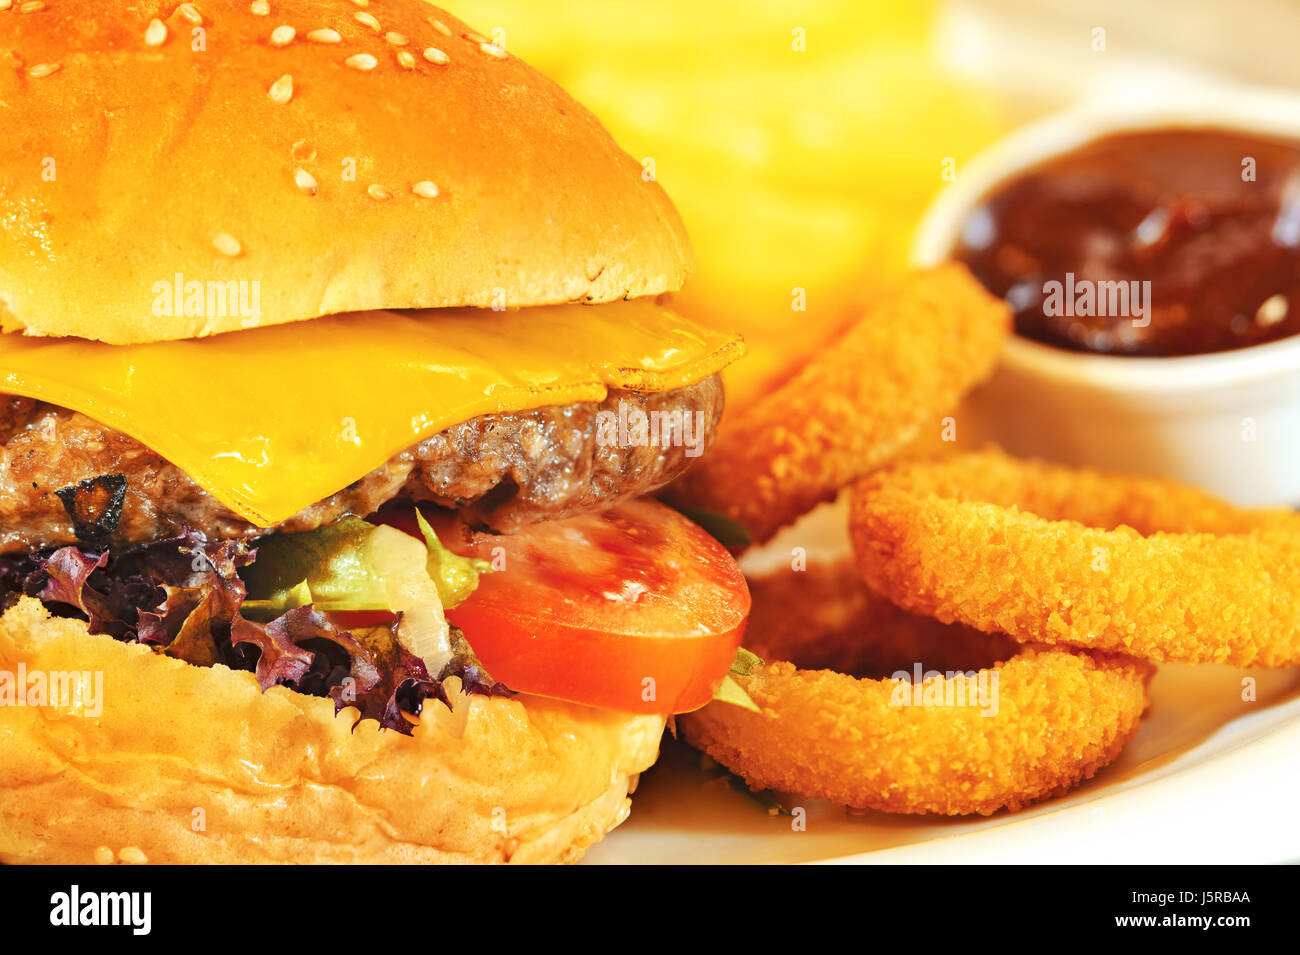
[
  {"left": 0, "top": 0, "right": 690, "bottom": 343},
  {"left": 691, "top": 558, "right": 1150, "bottom": 816},
  {"left": 741, "top": 560, "right": 1017, "bottom": 676},
  {"left": 681, "top": 646, "right": 1152, "bottom": 816},
  {"left": 664, "top": 265, "right": 1010, "bottom": 546},
  {"left": 851, "top": 450, "right": 1300, "bottom": 666},
  {"left": 0, "top": 599, "right": 664, "bottom": 864}
]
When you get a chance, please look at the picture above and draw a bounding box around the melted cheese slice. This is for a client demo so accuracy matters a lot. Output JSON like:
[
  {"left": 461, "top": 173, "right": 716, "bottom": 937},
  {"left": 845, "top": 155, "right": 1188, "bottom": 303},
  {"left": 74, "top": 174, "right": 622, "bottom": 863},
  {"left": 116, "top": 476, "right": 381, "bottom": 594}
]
[{"left": 0, "top": 301, "right": 743, "bottom": 526}]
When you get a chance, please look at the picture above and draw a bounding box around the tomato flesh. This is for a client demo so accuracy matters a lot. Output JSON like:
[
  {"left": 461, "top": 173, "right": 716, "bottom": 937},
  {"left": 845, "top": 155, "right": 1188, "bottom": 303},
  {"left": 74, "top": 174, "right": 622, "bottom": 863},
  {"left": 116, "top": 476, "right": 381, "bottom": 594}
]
[{"left": 363, "top": 499, "right": 750, "bottom": 714}]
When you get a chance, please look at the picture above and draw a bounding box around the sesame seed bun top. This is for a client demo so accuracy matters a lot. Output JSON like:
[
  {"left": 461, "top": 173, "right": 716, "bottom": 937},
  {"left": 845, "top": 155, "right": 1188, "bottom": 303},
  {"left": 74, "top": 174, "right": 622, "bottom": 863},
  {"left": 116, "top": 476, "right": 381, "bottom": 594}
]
[{"left": 0, "top": 0, "right": 692, "bottom": 343}]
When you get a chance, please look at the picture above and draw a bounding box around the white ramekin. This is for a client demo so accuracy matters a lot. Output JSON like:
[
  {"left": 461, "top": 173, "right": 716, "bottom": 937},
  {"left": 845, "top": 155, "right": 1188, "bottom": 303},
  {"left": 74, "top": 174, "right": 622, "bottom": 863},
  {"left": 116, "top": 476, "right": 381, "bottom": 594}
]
[{"left": 912, "top": 81, "right": 1300, "bottom": 507}]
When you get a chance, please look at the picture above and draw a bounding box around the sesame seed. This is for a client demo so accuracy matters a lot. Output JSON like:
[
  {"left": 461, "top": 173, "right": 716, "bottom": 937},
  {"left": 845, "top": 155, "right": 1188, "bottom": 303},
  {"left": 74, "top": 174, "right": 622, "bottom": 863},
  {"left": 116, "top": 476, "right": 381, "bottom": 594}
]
[
  {"left": 177, "top": 3, "right": 202, "bottom": 25},
  {"left": 345, "top": 53, "right": 377, "bottom": 71},
  {"left": 348, "top": 0, "right": 368, "bottom": 6},
  {"left": 18, "top": 0, "right": 44, "bottom": 11},
  {"left": 411, "top": 180, "right": 439, "bottom": 199},
  {"left": 367, "top": 184, "right": 392, "bottom": 200},
  {"left": 0, "top": 0, "right": 13, "bottom": 10},
  {"left": 249, "top": 0, "right": 269, "bottom": 14},
  {"left": 92, "top": 846, "right": 114, "bottom": 866},
  {"left": 145, "top": 18, "right": 167, "bottom": 45},
  {"left": 27, "top": 61, "right": 60, "bottom": 78},
  {"left": 118, "top": 847, "right": 148, "bottom": 865},
  {"left": 432, "top": 19, "right": 451, "bottom": 36},
  {"left": 307, "top": 28, "right": 340, "bottom": 43},
  {"left": 385, "top": 31, "right": 408, "bottom": 46},
  {"left": 467, "top": 32, "right": 488, "bottom": 44},
  {"left": 212, "top": 232, "right": 243, "bottom": 257},
  {"left": 294, "top": 168, "right": 318, "bottom": 196},
  {"left": 422, "top": 47, "right": 449, "bottom": 64},
  {"left": 395, "top": 49, "right": 415, "bottom": 69},
  {"left": 480, "top": 42, "right": 507, "bottom": 59},
  {"left": 270, "top": 25, "right": 295, "bottom": 46},
  {"left": 268, "top": 73, "right": 293, "bottom": 104},
  {"left": 354, "top": 11, "right": 380, "bottom": 31},
  {"left": 290, "top": 139, "right": 316, "bottom": 162}
]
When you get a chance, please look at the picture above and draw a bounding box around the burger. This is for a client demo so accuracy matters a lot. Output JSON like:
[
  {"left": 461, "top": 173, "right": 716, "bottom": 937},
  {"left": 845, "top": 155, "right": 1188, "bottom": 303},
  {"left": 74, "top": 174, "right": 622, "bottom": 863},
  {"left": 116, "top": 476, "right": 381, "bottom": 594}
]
[{"left": 0, "top": 0, "right": 750, "bottom": 864}]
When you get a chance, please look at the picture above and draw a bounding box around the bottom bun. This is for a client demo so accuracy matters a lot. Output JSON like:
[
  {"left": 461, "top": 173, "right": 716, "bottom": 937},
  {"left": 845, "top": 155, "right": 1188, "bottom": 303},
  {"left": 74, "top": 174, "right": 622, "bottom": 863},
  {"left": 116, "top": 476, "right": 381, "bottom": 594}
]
[{"left": 0, "top": 598, "right": 664, "bottom": 864}]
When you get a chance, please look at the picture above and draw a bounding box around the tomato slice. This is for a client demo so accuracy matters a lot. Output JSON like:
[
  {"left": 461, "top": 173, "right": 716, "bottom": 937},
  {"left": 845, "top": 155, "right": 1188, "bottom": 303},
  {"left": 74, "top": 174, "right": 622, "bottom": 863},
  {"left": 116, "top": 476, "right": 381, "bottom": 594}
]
[{"left": 362, "top": 499, "right": 750, "bottom": 714}]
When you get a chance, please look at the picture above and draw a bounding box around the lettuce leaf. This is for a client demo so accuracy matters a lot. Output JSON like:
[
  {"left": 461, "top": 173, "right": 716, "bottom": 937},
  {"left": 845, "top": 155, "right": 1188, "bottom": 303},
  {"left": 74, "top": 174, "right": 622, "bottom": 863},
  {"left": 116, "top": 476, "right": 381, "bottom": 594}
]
[
  {"left": 712, "top": 647, "right": 763, "bottom": 712},
  {"left": 414, "top": 509, "right": 491, "bottom": 607},
  {"left": 240, "top": 511, "right": 490, "bottom": 616},
  {"left": 240, "top": 517, "right": 387, "bottom": 615},
  {"left": 0, "top": 529, "right": 509, "bottom": 737}
]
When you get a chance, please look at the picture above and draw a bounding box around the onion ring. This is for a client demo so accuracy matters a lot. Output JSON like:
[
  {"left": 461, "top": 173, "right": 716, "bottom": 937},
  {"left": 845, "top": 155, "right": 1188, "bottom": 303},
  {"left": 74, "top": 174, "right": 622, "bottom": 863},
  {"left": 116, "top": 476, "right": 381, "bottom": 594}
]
[
  {"left": 742, "top": 559, "right": 1016, "bottom": 675},
  {"left": 665, "top": 265, "right": 1009, "bottom": 546},
  {"left": 681, "top": 644, "right": 1152, "bottom": 815},
  {"left": 851, "top": 449, "right": 1300, "bottom": 666}
]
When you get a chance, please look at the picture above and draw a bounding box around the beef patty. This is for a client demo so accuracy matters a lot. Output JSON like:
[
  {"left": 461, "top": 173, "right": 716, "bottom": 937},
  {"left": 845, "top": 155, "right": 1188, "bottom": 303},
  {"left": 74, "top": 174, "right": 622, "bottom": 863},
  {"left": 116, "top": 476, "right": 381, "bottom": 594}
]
[{"left": 0, "top": 377, "right": 722, "bottom": 553}]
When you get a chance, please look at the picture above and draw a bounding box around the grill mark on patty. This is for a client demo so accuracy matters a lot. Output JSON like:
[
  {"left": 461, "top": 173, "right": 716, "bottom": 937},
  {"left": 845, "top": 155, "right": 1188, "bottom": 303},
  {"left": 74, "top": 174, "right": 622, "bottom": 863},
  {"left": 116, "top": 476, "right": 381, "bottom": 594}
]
[{"left": 0, "top": 377, "right": 722, "bottom": 553}]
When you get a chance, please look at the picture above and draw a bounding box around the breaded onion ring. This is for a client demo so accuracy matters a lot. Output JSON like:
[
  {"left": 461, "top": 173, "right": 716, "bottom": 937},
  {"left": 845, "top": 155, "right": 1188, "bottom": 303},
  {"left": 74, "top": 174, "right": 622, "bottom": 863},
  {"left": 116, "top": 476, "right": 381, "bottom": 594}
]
[
  {"left": 743, "top": 559, "right": 1016, "bottom": 675},
  {"left": 665, "top": 265, "right": 1010, "bottom": 546},
  {"left": 851, "top": 449, "right": 1300, "bottom": 666},
  {"left": 681, "top": 645, "right": 1151, "bottom": 815}
]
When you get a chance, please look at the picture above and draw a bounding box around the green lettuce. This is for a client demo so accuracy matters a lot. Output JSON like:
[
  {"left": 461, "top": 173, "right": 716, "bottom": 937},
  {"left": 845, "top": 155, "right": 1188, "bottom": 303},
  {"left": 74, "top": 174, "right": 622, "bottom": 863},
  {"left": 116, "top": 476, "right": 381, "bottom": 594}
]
[
  {"left": 241, "top": 512, "right": 490, "bottom": 618},
  {"left": 414, "top": 509, "right": 491, "bottom": 608},
  {"left": 712, "top": 647, "right": 763, "bottom": 712}
]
